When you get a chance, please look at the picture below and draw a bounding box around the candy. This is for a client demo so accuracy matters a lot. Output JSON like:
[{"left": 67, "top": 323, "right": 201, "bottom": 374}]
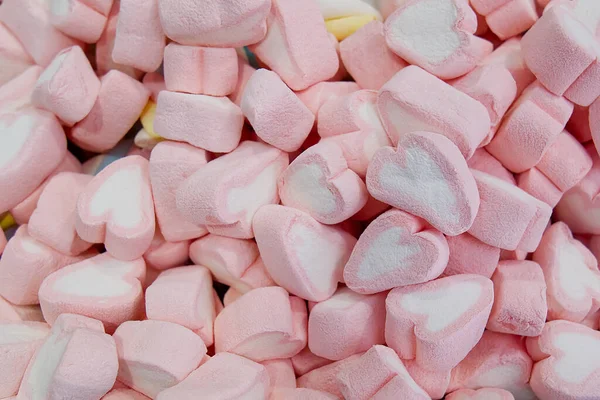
[
  {"left": 446, "top": 388, "right": 515, "bottom": 400},
  {"left": 142, "top": 231, "right": 189, "bottom": 271},
  {"left": 0, "top": 23, "right": 34, "bottom": 86},
  {"left": 297, "top": 354, "right": 362, "bottom": 397},
  {"left": 443, "top": 233, "right": 500, "bottom": 278},
  {"left": 262, "top": 358, "right": 296, "bottom": 392},
  {"left": 471, "top": 0, "right": 538, "bottom": 40},
  {"left": 49, "top": 0, "right": 107, "bottom": 43},
  {"left": 296, "top": 81, "right": 360, "bottom": 116},
  {"left": 481, "top": 37, "right": 535, "bottom": 95}
]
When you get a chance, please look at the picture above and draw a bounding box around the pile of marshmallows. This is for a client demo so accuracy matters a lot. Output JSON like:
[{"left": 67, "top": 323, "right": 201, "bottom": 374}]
[{"left": 2, "top": 0, "right": 600, "bottom": 399}]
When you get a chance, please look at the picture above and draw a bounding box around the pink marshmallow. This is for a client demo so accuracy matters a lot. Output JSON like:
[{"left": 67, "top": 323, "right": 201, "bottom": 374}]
[
  {"left": 446, "top": 388, "right": 515, "bottom": 400},
  {"left": 142, "top": 230, "right": 190, "bottom": 271},
  {"left": 344, "top": 209, "right": 449, "bottom": 294},
  {"left": 516, "top": 167, "right": 564, "bottom": 207},
  {"left": 262, "top": 358, "right": 296, "bottom": 392},
  {"left": 515, "top": 194, "right": 552, "bottom": 252},
  {"left": 339, "top": 20, "right": 408, "bottom": 90},
  {"left": 386, "top": 274, "right": 494, "bottom": 372},
  {"left": 0, "top": 22, "right": 34, "bottom": 86},
  {"left": 297, "top": 354, "right": 362, "bottom": 398},
  {"left": 253, "top": 205, "right": 356, "bottom": 301},
  {"left": 278, "top": 141, "right": 368, "bottom": 224},
  {"left": 377, "top": 66, "right": 491, "bottom": 159},
  {"left": 76, "top": 155, "right": 155, "bottom": 261},
  {"left": 164, "top": 44, "right": 238, "bottom": 96},
  {"left": 145, "top": 265, "right": 216, "bottom": 347},
  {"left": 443, "top": 233, "right": 500, "bottom": 278},
  {"left": 271, "top": 388, "right": 337, "bottom": 400},
  {"left": 404, "top": 360, "right": 451, "bottom": 399},
  {"left": 308, "top": 287, "right": 386, "bottom": 361},
  {"left": 568, "top": 104, "right": 592, "bottom": 143},
  {"left": 0, "top": 0, "right": 80, "bottom": 66},
  {"left": 38, "top": 252, "right": 146, "bottom": 331},
  {"left": 113, "top": 320, "right": 207, "bottom": 398},
  {"left": 291, "top": 347, "right": 334, "bottom": 376},
  {"left": 385, "top": 0, "right": 492, "bottom": 80},
  {"left": 482, "top": 38, "right": 536, "bottom": 95},
  {"left": 214, "top": 286, "right": 307, "bottom": 361},
  {"left": 296, "top": 81, "right": 360, "bottom": 117},
  {"left": 102, "top": 389, "right": 150, "bottom": 400},
  {"left": 155, "top": 352, "right": 270, "bottom": 400},
  {"left": 70, "top": 70, "right": 150, "bottom": 152},
  {"left": 486, "top": 260, "right": 547, "bottom": 336},
  {"left": 228, "top": 59, "right": 256, "bottom": 107},
  {"left": 49, "top": 0, "right": 107, "bottom": 43},
  {"left": 0, "top": 65, "right": 42, "bottom": 115},
  {"left": 249, "top": 0, "right": 339, "bottom": 91},
  {"left": 367, "top": 131, "right": 480, "bottom": 236},
  {"left": 241, "top": 69, "right": 315, "bottom": 152},
  {"left": 467, "top": 149, "right": 515, "bottom": 185},
  {"left": 154, "top": 90, "right": 244, "bottom": 153},
  {"left": 473, "top": 0, "right": 538, "bottom": 40},
  {"left": 0, "top": 229, "right": 5, "bottom": 255},
  {"left": 0, "top": 296, "right": 44, "bottom": 323}
]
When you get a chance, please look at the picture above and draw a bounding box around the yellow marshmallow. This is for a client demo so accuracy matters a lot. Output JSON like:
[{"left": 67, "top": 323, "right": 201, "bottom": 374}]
[
  {"left": 140, "top": 101, "right": 162, "bottom": 139},
  {"left": 0, "top": 213, "right": 15, "bottom": 230},
  {"left": 325, "top": 15, "right": 377, "bottom": 41}
]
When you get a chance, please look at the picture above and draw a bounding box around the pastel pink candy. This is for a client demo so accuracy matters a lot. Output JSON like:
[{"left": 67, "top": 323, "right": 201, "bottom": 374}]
[
  {"left": 516, "top": 193, "right": 553, "bottom": 253},
  {"left": 156, "top": 352, "right": 270, "bottom": 400},
  {"left": 146, "top": 266, "right": 216, "bottom": 347},
  {"left": 0, "top": 109, "right": 67, "bottom": 213},
  {"left": 70, "top": 70, "right": 150, "bottom": 152},
  {"left": 443, "top": 233, "right": 500, "bottom": 278},
  {"left": 177, "top": 141, "right": 287, "bottom": 234},
  {"left": 214, "top": 287, "right": 307, "bottom": 361},
  {"left": 367, "top": 131, "right": 480, "bottom": 236},
  {"left": 278, "top": 141, "right": 368, "bottom": 224},
  {"left": 163, "top": 44, "right": 238, "bottom": 97},
  {"left": 149, "top": 141, "right": 208, "bottom": 242},
  {"left": 567, "top": 104, "right": 592, "bottom": 143},
  {"left": 291, "top": 347, "right": 333, "bottom": 378},
  {"left": 447, "top": 330, "right": 533, "bottom": 397},
  {"left": 527, "top": 320, "right": 600, "bottom": 400},
  {"left": 0, "top": 225, "right": 92, "bottom": 305},
  {"left": 352, "top": 194, "right": 390, "bottom": 221},
  {"left": 271, "top": 388, "right": 337, "bottom": 400},
  {"left": 0, "top": 229, "right": 6, "bottom": 255},
  {"left": 262, "top": 358, "right": 295, "bottom": 391},
  {"left": 587, "top": 96, "right": 600, "bottom": 157},
  {"left": 377, "top": 66, "right": 490, "bottom": 158},
  {"left": 517, "top": 168, "right": 563, "bottom": 207},
  {"left": 486, "top": 260, "right": 547, "bottom": 337},
  {"left": 32, "top": 46, "right": 101, "bottom": 127},
  {"left": 49, "top": 0, "right": 107, "bottom": 43},
  {"left": 142, "top": 231, "right": 190, "bottom": 271},
  {"left": 17, "top": 314, "right": 118, "bottom": 400},
  {"left": 154, "top": 91, "right": 243, "bottom": 153},
  {"left": 532, "top": 222, "right": 600, "bottom": 323},
  {"left": 404, "top": 360, "right": 451, "bottom": 399},
  {"left": 386, "top": 274, "right": 493, "bottom": 372},
  {"left": 308, "top": 287, "right": 386, "bottom": 361},
  {"left": 297, "top": 354, "right": 362, "bottom": 397},
  {"left": 467, "top": 149, "right": 515, "bottom": 185},
  {"left": 112, "top": 0, "right": 165, "bottom": 72},
  {"left": 241, "top": 69, "right": 314, "bottom": 152},
  {"left": 249, "top": 0, "right": 339, "bottom": 91},
  {"left": 486, "top": 81, "right": 574, "bottom": 173},
  {"left": 446, "top": 388, "right": 515, "bottom": 400},
  {"left": 482, "top": 38, "right": 536, "bottom": 95},
  {"left": 28, "top": 172, "right": 93, "bottom": 256},
  {"left": 0, "top": 296, "right": 44, "bottom": 323},
  {"left": 0, "top": 0, "right": 80, "bottom": 66},
  {"left": 0, "top": 321, "right": 49, "bottom": 398},
  {"left": 228, "top": 59, "right": 256, "bottom": 107},
  {"left": 471, "top": 0, "right": 538, "bottom": 40},
  {"left": 385, "top": 0, "right": 492, "bottom": 80},
  {"left": 0, "top": 65, "right": 42, "bottom": 116},
  {"left": 102, "top": 389, "right": 150, "bottom": 400},
  {"left": 0, "top": 23, "right": 34, "bottom": 86},
  {"left": 189, "top": 234, "right": 275, "bottom": 293},
  {"left": 253, "top": 205, "right": 356, "bottom": 301},
  {"left": 76, "top": 155, "right": 155, "bottom": 261},
  {"left": 113, "top": 320, "right": 207, "bottom": 398},
  {"left": 296, "top": 81, "right": 360, "bottom": 116},
  {"left": 335, "top": 345, "right": 430, "bottom": 400},
  {"left": 344, "top": 209, "right": 449, "bottom": 294},
  {"left": 38, "top": 252, "right": 146, "bottom": 331},
  {"left": 157, "top": 0, "right": 270, "bottom": 47},
  {"left": 451, "top": 64, "right": 517, "bottom": 146}
]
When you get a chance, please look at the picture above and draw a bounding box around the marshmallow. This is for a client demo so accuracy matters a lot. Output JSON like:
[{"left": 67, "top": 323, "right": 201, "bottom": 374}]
[
  {"left": 223, "top": 287, "right": 242, "bottom": 307},
  {"left": 0, "top": 109, "right": 67, "bottom": 214},
  {"left": 142, "top": 231, "right": 190, "bottom": 271},
  {"left": 164, "top": 44, "right": 238, "bottom": 96},
  {"left": 241, "top": 69, "right": 315, "bottom": 152},
  {"left": 142, "top": 74, "right": 165, "bottom": 103},
  {"left": 325, "top": 15, "right": 377, "bottom": 41},
  {"left": 404, "top": 360, "right": 451, "bottom": 399},
  {"left": 317, "top": 0, "right": 382, "bottom": 20},
  {"left": 28, "top": 172, "right": 93, "bottom": 255},
  {"left": 0, "top": 296, "right": 44, "bottom": 323},
  {"left": 567, "top": 104, "right": 592, "bottom": 143},
  {"left": 486, "top": 260, "right": 547, "bottom": 336},
  {"left": 443, "top": 233, "right": 500, "bottom": 278},
  {"left": 102, "top": 389, "right": 150, "bottom": 400},
  {"left": 532, "top": 222, "right": 600, "bottom": 324},
  {"left": 17, "top": 314, "right": 118, "bottom": 400},
  {"left": 249, "top": 0, "right": 339, "bottom": 91},
  {"left": 0, "top": 225, "right": 92, "bottom": 305},
  {"left": 588, "top": 96, "right": 600, "bottom": 156},
  {"left": 0, "top": 65, "right": 42, "bottom": 116},
  {"left": 296, "top": 81, "right": 360, "bottom": 116},
  {"left": 49, "top": 0, "right": 107, "bottom": 43},
  {"left": 112, "top": 0, "right": 165, "bottom": 72},
  {"left": 0, "top": 0, "right": 80, "bottom": 66},
  {"left": 262, "top": 358, "right": 296, "bottom": 392},
  {"left": 471, "top": 0, "right": 538, "bottom": 40},
  {"left": 38, "top": 252, "right": 146, "bottom": 331},
  {"left": 154, "top": 91, "right": 244, "bottom": 153},
  {"left": 527, "top": 320, "right": 600, "bottom": 400},
  {"left": 367, "top": 131, "right": 480, "bottom": 236},
  {"left": 336, "top": 345, "right": 430, "bottom": 400},
  {"left": 446, "top": 388, "right": 515, "bottom": 400},
  {"left": 113, "top": 320, "right": 207, "bottom": 398},
  {"left": 386, "top": 274, "right": 493, "bottom": 372},
  {"left": 344, "top": 209, "right": 449, "bottom": 294},
  {"left": 155, "top": 352, "right": 270, "bottom": 400},
  {"left": 481, "top": 37, "right": 536, "bottom": 95},
  {"left": 76, "top": 155, "right": 155, "bottom": 261},
  {"left": 0, "top": 22, "right": 34, "bottom": 86},
  {"left": 158, "top": 0, "right": 270, "bottom": 47},
  {"left": 70, "top": 70, "right": 150, "bottom": 152},
  {"left": 228, "top": 59, "right": 256, "bottom": 106},
  {"left": 339, "top": 21, "right": 407, "bottom": 90},
  {"left": 377, "top": 66, "right": 491, "bottom": 158},
  {"left": 447, "top": 330, "right": 533, "bottom": 398},
  {"left": 516, "top": 167, "right": 563, "bottom": 207},
  {"left": 467, "top": 149, "right": 515, "bottom": 185},
  {"left": 145, "top": 266, "right": 216, "bottom": 347},
  {"left": 385, "top": 0, "right": 492, "bottom": 80},
  {"left": 149, "top": 141, "right": 209, "bottom": 242},
  {"left": 516, "top": 194, "right": 552, "bottom": 252},
  {"left": 308, "top": 287, "right": 386, "bottom": 361},
  {"left": 0, "top": 321, "right": 49, "bottom": 398},
  {"left": 270, "top": 388, "right": 337, "bottom": 400},
  {"left": 297, "top": 354, "right": 362, "bottom": 397},
  {"left": 292, "top": 347, "right": 334, "bottom": 376},
  {"left": 351, "top": 194, "right": 390, "bottom": 221},
  {"left": 278, "top": 141, "right": 368, "bottom": 224},
  {"left": 0, "top": 229, "right": 5, "bottom": 255},
  {"left": 253, "top": 205, "right": 356, "bottom": 301}
]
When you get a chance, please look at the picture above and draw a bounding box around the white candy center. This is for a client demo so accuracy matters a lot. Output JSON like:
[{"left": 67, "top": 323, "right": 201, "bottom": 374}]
[
  {"left": 53, "top": 258, "right": 138, "bottom": 297},
  {"left": 558, "top": 242, "right": 600, "bottom": 300},
  {"left": 553, "top": 332, "right": 600, "bottom": 383},
  {"left": 284, "top": 163, "right": 337, "bottom": 215},
  {"left": 357, "top": 227, "right": 419, "bottom": 280},
  {"left": 0, "top": 115, "right": 35, "bottom": 169}
]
